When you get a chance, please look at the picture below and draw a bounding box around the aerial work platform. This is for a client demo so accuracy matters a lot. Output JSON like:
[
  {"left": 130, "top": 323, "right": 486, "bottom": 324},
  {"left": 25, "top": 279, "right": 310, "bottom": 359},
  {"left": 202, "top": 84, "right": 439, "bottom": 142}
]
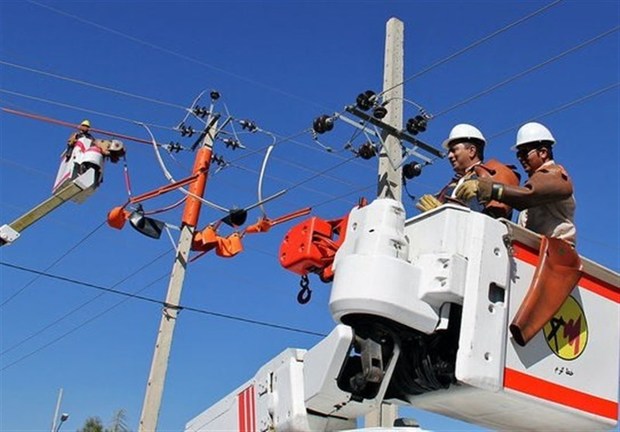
[
  {"left": 0, "top": 168, "right": 98, "bottom": 246},
  {"left": 187, "top": 201, "right": 619, "bottom": 432}
]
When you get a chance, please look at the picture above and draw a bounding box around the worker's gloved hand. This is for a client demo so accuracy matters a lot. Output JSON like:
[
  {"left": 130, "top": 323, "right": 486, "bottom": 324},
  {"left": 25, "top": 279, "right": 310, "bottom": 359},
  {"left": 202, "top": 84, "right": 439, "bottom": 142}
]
[
  {"left": 455, "top": 179, "right": 479, "bottom": 201},
  {"left": 416, "top": 194, "right": 442, "bottom": 212},
  {"left": 455, "top": 178, "right": 494, "bottom": 203}
]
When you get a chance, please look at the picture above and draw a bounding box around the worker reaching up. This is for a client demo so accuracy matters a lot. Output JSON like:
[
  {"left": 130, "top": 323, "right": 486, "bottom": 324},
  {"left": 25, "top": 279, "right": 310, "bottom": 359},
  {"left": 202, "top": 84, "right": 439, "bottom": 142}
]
[
  {"left": 455, "top": 122, "right": 582, "bottom": 346},
  {"left": 416, "top": 123, "right": 520, "bottom": 219}
]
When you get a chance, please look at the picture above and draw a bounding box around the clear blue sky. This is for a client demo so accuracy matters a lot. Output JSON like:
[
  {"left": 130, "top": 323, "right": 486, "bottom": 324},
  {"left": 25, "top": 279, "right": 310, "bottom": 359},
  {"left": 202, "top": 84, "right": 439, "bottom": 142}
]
[{"left": 1, "top": 1, "right": 618, "bottom": 431}]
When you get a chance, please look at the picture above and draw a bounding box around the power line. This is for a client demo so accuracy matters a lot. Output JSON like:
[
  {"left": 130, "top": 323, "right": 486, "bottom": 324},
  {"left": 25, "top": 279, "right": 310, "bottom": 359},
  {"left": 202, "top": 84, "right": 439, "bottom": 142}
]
[
  {"left": 26, "top": 0, "right": 333, "bottom": 112},
  {"left": 0, "top": 89, "right": 175, "bottom": 131},
  {"left": 380, "top": 0, "right": 564, "bottom": 97},
  {"left": 0, "top": 247, "right": 173, "bottom": 356},
  {"left": 0, "top": 260, "right": 326, "bottom": 371},
  {"left": 487, "top": 82, "right": 620, "bottom": 140},
  {"left": 0, "top": 60, "right": 186, "bottom": 110},
  {"left": 433, "top": 26, "right": 620, "bottom": 118},
  {"left": 0, "top": 272, "right": 170, "bottom": 372},
  {"left": 0, "top": 221, "right": 106, "bottom": 308}
]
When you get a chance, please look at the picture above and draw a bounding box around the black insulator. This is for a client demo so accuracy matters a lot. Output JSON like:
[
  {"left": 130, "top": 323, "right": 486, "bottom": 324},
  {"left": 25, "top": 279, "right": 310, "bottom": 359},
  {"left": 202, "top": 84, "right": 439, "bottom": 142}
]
[
  {"left": 403, "top": 162, "right": 422, "bottom": 179},
  {"left": 212, "top": 154, "right": 227, "bottom": 167},
  {"left": 358, "top": 142, "right": 376, "bottom": 160},
  {"left": 240, "top": 119, "right": 257, "bottom": 132},
  {"left": 193, "top": 106, "right": 208, "bottom": 118},
  {"left": 179, "top": 124, "right": 195, "bottom": 137},
  {"left": 406, "top": 115, "right": 428, "bottom": 135},
  {"left": 167, "top": 141, "right": 182, "bottom": 153},
  {"left": 223, "top": 208, "right": 248, "bottom": 227},
  {"left": 223, "top": 138, "right": 241, "bottom": 150},
  {"left": 210, "top": 91, "right": 220, "bottom": 100},
  {"left": 406, "top": 118, "right": 418, "bottom": 135},
  {"left": 356, "top": 90, "right": 376, "bottom": 111},
  {"left": 312, "top": 114, "right": 334, "bottom": 134},
  {"left": 373, "top": 106, "right": 388, "bottom": 119},
  {"left": 415, "top": 115, "right": 427, "bottom": 133}
]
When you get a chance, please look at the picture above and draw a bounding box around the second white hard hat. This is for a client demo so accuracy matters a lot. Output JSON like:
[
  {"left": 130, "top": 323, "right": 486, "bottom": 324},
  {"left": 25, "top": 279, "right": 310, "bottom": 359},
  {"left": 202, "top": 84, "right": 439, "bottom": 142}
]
[
  {"left": 513, "top": 122, "right": 555, "bottom": 150},
  {"left": 442, "top": 123, "right": 486, "bottom": 149}
]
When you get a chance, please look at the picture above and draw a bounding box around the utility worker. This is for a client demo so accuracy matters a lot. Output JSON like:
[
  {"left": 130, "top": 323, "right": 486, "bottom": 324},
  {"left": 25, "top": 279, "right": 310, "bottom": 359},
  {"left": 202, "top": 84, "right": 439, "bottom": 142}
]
[
  {"left": 65, "top": 119, "right": 95, "bottom": 160},
  {"left": 416, "top": 123, "right": 519, "bottom": 219},
  {"left": 455, "top": 122, "right": 582, "bottom": 346}
]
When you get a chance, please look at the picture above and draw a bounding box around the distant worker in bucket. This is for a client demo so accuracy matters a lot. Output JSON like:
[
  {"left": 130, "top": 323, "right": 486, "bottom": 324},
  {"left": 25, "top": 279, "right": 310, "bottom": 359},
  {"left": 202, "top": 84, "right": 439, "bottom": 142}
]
[{"left": 65, "top": 119, "right": 95, "bottom": 161}]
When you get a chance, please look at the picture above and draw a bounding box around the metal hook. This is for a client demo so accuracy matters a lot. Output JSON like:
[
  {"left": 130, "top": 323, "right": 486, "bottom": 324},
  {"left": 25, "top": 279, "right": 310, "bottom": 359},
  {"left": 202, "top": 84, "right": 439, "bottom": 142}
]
[{"left": 297, "top": 275, "right": 312, "bottom": 304}]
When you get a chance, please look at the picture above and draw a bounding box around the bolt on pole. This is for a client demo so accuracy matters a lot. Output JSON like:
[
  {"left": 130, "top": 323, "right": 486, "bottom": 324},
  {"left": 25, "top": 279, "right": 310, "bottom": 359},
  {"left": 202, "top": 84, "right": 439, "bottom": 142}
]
[{"left": 138, "top": 123, "right": 216, "bottom": 432}]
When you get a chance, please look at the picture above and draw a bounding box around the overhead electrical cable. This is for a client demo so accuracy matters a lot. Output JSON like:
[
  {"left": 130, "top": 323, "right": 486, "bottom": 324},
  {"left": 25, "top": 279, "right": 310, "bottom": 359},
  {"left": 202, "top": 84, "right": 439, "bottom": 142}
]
[
  {"left": 487, "top": 82, "right": 620, "bottom": 140},
  {"left": 230, "top": 163, "right": 358, "bottom": 207},
  {"left": 0, "top": 247, "right": 173, "bottom": 357},
  {"left": 0, "top": 221, "right": 106, "bottom": 307},
  {"left": 379, "top": 0, "right": 565, "bottom": 97},
  {"left": 0, "top": 60, "right": 185, "bottom": 110},
  {"left": 139, "top": 122, "right": 229, "bottom": 213},
  {"left": 433, "top": 26, "right": 620, "bottom": 118},
  {"left": 27, "top": 0, "right": 332, "bottom": 112},
  {"left": 0, "top": 261, "right": 326, "bottom": 371},
  {"left": 0, "top": 90, "right": 174, "bottom": 131}
]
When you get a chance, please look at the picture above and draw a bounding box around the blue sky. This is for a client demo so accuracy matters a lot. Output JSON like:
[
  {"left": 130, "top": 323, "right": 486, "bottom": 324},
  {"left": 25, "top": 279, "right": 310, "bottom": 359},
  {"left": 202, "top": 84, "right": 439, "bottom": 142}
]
[{"left": 1, "top": 1, "right": 618, "bottom": 431}]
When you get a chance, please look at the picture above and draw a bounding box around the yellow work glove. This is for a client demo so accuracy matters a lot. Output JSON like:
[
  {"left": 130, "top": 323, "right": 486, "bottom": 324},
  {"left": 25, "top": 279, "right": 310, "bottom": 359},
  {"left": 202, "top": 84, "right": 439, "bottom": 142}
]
[
  {"left": 416, "top": 194, "right": 442, "bottom": 212},
  {"left": 455, "top": 179, "right": 479, "bottom": 201},
  {"left": 455, "top": 178, "right": 494, "bottom": 203}
]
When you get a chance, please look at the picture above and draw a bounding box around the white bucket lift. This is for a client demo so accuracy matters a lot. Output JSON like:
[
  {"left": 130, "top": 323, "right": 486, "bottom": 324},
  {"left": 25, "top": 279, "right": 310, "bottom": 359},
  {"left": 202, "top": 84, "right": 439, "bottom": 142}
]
[
  {"left": 0, "top": 137, "right": 105, "bottom": 246},
  {"left": 53, "top": 136, "right": 104, "bottom": 202},
  {"left": 186, "top": 200, "right": 619, "bottom": 432}
]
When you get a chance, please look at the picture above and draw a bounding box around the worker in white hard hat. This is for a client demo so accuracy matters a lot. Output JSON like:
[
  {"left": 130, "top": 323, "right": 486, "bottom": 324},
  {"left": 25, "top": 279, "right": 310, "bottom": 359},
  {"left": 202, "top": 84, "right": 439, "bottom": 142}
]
[
  {"left": 65, "top": 119, "right": 95, "bottom": 160},
  {"left": 455, "top": 122, "right": 581, "bottom": 347},
  {"left": 455, "top": 121, "right": 576, "bottom": 243},
  {"left": 416, "top": 123, "right": 519, "bottom": 219}
]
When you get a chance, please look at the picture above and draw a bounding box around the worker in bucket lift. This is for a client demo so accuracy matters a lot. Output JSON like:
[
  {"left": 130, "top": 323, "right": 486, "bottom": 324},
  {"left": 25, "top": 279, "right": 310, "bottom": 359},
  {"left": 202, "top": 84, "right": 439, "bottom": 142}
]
[
  {"left": 416, "top": 123, "right": 520, "bottom": 219},
  {"left": 65, "top": 119, "right": 95, "bottom": 161},
  {"left": 455, "top": 122, "right": 582, "bottom": 346}
]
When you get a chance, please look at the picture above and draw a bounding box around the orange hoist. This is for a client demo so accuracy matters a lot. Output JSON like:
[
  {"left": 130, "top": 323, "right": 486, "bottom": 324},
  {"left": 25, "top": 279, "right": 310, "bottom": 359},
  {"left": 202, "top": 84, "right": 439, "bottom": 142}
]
[{"left": 279, "top": 199, "right": 366, "bottom": 303}]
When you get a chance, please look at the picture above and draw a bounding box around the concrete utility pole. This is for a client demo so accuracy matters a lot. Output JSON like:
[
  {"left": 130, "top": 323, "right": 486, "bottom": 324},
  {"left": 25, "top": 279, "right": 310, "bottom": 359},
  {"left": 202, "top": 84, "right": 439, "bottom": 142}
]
[
  {"left": 366, "top": 17, "right": 404, "bottom": 429},
  {"left": 138, "top": 124, "right": 216, "bottom": 432},
  {"left": 376, "top": 17, "right": 404, "bottom": 202}
]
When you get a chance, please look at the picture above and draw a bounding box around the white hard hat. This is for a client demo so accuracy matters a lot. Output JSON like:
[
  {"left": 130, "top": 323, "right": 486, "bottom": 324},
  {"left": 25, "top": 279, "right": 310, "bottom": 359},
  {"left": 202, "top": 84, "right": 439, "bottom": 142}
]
[
  {"left": 512, "top": 122, "right": 555, "bottom": 150},
  {"left": 442, "top": 123, "right": 486, "bottom": 149}
]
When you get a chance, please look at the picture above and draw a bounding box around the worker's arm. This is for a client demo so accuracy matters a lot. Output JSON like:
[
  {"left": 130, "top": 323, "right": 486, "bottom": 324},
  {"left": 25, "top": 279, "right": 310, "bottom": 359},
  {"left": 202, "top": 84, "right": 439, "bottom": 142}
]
[{"left": 456, "top": 167, "right": 573, "bottom": 211}]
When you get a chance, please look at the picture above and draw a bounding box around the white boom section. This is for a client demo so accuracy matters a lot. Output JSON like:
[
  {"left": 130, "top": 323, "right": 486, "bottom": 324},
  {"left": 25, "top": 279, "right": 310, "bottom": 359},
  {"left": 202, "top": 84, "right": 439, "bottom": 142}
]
[
  {"left": 188, "top": 199, "right": 619, "bottom": 432},
  {"left": 0, "top": 168, "right": 99, "bottom": 246},
  {"left": 187, "top": 325, "right": 401, "bottom": 431}
]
